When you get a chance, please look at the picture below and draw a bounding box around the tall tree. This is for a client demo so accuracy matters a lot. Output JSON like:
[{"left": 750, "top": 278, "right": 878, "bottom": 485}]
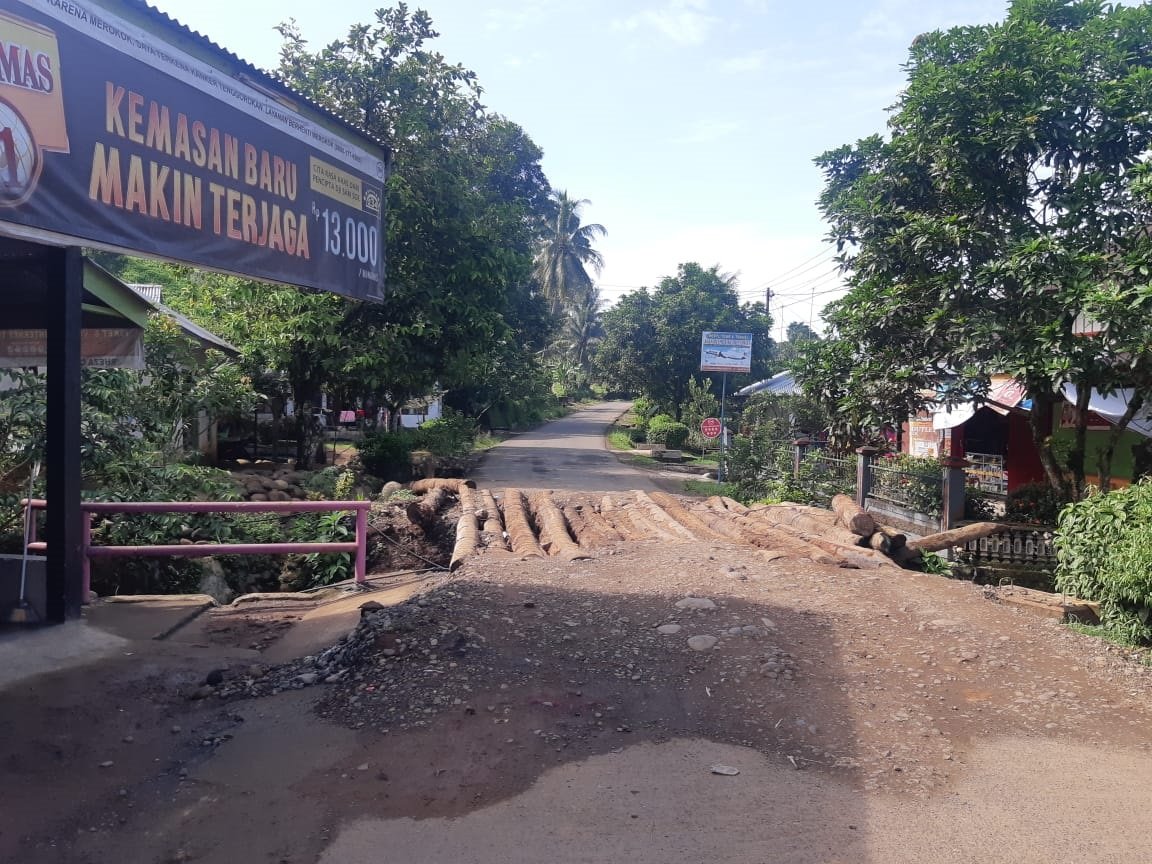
[
  {"left": 533, "top": 191, "right": 606, "bottom": 315},
  {"left": 596, "top": 263, "right": 773, "bottom": 415},
  {"left": 804, "top": 0, "right": 1152, "bottom": 494},
  {"left": 276, "top": 7, "right": 555, "bottom": 429}
]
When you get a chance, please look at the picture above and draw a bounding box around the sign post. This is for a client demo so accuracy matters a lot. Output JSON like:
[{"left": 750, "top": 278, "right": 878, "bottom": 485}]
[{"left": 700, "top": 332, "right": 753, "bottom": 482}]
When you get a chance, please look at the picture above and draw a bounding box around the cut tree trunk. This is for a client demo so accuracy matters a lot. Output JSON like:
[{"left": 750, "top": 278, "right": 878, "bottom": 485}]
[
  {"left": 528, "top": 492, "right": 589, "bottom": 560},
  {"left": 478, "top": 490, "right": 509, "bottom": 550},
  {"left": 831, "top": 494, "right": 876, "bottom": 537},
  {"left": 647, "top": 491, "right": 729, "bottom": 541},
  {"left": 404, "top": 486, "right": 449, "bottom": 531},
  {"left": 449, "top": 488, "right": 479, "bottom": 571},
  {"left": 501, "top": 489, "right": 545, "bottom": 559},
  {"left": 877, "top": 525, "right": 907, "bottom": 550},
  {"left": 907, "top": 521, "right": 1007, "bottom": 553},
  {"left": 410, "top": 478, "right": 476, "bottom": 494},
  {"left": 632, "top": 491, "right": 698, "bottom": 541}
]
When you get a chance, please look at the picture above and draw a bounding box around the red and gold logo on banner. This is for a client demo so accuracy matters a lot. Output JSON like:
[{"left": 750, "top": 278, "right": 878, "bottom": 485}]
[{"left": 0, "top": 11, "right": 69, "bottom": 206}]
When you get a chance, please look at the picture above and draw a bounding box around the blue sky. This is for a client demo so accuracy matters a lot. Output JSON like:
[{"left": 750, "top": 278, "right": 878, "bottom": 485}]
[{"left": 150, "top": 0, "right": 1007, "bottom": 335}]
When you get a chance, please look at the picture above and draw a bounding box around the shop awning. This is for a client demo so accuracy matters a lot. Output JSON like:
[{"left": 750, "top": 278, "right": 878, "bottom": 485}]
[
  {"left": 931, "top": 379, "right": 1029, "bottom": 430},
  {"left": 1062, "top": 384, "right": 1152, "bottom": 439}
]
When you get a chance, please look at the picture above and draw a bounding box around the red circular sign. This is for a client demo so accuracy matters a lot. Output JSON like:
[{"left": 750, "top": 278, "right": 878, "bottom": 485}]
[{"left": 700, "top": 417, "right": 722, "bottom": 439}]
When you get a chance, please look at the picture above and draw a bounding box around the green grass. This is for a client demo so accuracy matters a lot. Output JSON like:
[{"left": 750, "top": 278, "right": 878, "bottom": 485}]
[
  {"left": 682, "top": 479, "right": 741, "bottom": 498},
  {"left": 686, "top": 454, "right": 720, "bottom": 467},
  {"left": 607, "top": 426, "right": 634, "bottom": 451},
  {"left": 1065, "top": 621, "right": 1152, "bottom": 666},
  {"left": 626, "top": 454, "right": 659, "bottom": 467},
  {"left": 472, "top": 433, "right": 505, "bottom": 451}
]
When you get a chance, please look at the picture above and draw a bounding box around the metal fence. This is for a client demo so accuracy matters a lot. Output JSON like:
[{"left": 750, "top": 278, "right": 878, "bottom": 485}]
[
  {"left": 867, "top": 460, "right": 944, "bottom": 518},
  {"left": 798, "top": 448, "right": 857, "bottom": 507}
]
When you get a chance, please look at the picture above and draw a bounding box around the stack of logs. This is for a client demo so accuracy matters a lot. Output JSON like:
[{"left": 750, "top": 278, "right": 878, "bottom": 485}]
[
  {"left": 399, "top": 480, "right": 1010, "bottom": 573},
  {"left": 744, "top": 494, "right": 1008, "bottom": 571}
]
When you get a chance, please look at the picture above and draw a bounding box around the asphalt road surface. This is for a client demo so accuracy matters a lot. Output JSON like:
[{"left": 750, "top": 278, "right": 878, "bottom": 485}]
[{"left": 470, "top": 401, "right": 660, "bottom": 491}]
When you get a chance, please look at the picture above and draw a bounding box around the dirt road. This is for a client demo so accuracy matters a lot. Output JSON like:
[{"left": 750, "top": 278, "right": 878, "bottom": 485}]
[
  {"left": 3, "top": 506, "right": 1151, "bottom": 862},
  {"left": 470, "top": 401, "right": 661, "bottom": 491}
]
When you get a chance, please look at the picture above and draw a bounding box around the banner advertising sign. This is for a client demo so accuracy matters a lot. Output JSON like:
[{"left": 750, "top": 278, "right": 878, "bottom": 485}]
[
  {"left": 700, "top": 331, "right": 752, "bottom": 373},
  {"left": 0, "top": 0, "right": 388, "bottom": 300},
  {"left": 0, "top": 326, "right": 143, "bottom": 368}
]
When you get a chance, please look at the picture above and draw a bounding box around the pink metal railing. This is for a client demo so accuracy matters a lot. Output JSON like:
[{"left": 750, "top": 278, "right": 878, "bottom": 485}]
[{"left": 21, "top": 498, "right": 371, "bottom": 602}]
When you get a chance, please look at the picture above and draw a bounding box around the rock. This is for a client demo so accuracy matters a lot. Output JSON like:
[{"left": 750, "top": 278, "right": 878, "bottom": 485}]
[
  {"left": 297, "top": 672, "right": 319, "bottom": 686},
  {"left": 204, "top": 669, "right": 226, "bottom": 686},
  {"left": 249, "top": 493, "right": 269, "bottom": 502},
  {"left": 688, "top": 635, "right": 719, "bottom": 652},
  {"left": 360, "top": 601, "right": 386, "bottom": 616},
  {"left": 268, "top": 490, "right": 292, "bottom": 502},
  {"left": 99, "top": 760, "right": 114, "bottom": 768},
  {"left": 656, "top": 624, "right": 683, "bottom": 635},
  {"left": 273, "top": 479, "right": 291, "bottom": 491},
  {"left": 710, "top": 764, "right": 740, "bottom": 776},
  {"left": 675, "top": 597, "right": 717, "bottom": 611},
  {"left": 379, "top": 481, "right": 405, "bottom": 501}
]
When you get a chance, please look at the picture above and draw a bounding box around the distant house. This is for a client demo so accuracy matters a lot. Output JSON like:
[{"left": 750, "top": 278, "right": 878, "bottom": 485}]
[{"left": 906, "top": 377, "right": 1151, "bottom": 492}]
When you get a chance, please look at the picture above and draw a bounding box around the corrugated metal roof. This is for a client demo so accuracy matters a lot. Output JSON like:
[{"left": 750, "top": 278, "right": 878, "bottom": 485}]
[
  {"left": 736, "top": 371, "right": 800, "bottom": 397},
  {"left": 124, "top": 1, "right": 390, "bottom": 156}
]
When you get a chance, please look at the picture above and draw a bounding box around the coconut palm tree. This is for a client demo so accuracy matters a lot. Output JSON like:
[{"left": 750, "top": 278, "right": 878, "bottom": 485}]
[{"left": 533, "top": 191, "right": 606, "bottom": 315}]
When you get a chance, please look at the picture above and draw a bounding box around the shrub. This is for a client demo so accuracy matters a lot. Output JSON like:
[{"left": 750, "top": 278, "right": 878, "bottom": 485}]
[
  {"left": 1055, "top": 480, "right": 1152, "bottom": 644},
  {"left": 1006, "top": 481, "right": 1070, "bottom": 525},
  {"left": 631, "top": 396, "right": 657, "bottom": 427},
  {"left": 627, "top": 426, "right": 647, "bottom": 444},
  {"left": 358, "top": 430, "right": 416, "bottom": 480},
  {"left": 412, "top": 410, "right": 476, "bottom": 457},
  {"left": 647, "top": 416, "right": 689, "bottom": 448}
]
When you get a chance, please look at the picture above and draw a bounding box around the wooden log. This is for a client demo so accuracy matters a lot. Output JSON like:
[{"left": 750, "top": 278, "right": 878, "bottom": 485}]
[
  {"left": 501, "top": 489, "right": 545, "bottom": 558},
  {"left": 599, "top": 495, "right": 647, "bottom": 541},
  {"left": 410, "top": 477, "right": 476, "bottom": 494},
  {"left": 449, "top": 500, "right": 478, "bottom": 572},
  {"left": 718, "top": 496, "right": 750, "bottom": 515},
  {"left": 732, "top": 506, "right": 899, "bottom": 569},
  {"left": 478, "top": 490, "right": 509, "bottom": 550},
  {"left": 877, "top": 524, "right": 907, "bottom": 550},
  {"left": 831, "top": 494, "right": 876, "bottom": 537},
  {"left": 562, "top": 503, "right": 623, "bottom": 548},
  {"left": 750, "top": 507, "right": 870, "bottom": 549},
  {"left": 632, "top": 491, "right": 698, "bottom": 540},
  {"left": 907, "top": 522, "right": 1006, "bottom": 553},
  {"left": 405, "top": 486, "right": 448, "bottom": 530},
  {"left": 647, "top": 491, "right": 730, "bottom": 541},
  {"left": 890, "top": 545, "right": 925, "bottom": 569},
  {"left": 682, "top": 501, "right": 752, "bottom": 543},
  {"left": 528, "top": 491, "right": 590, "bottom": 560}
]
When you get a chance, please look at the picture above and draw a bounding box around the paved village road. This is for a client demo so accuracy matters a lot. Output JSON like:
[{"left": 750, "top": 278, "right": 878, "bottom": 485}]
[{"left": 470, "top": 401, "right": 662, "bottom": 492}]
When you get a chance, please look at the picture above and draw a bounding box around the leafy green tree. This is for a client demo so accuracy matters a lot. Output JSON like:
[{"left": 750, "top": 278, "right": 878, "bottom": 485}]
[
  {"left": 775, "top": 321, "right": 820, "bottom": 369},
  {"left": 533, "top": 191, "right": 606, "bottom": 315},
  {"left": 805, "top": 0, "right": 1152, "bottom": 494},
  {"left": 277, "top": 8, "right": 557, "bottom": 435},
  {"left": 596, "top": 263, "right": 773, "bottom": 415}
]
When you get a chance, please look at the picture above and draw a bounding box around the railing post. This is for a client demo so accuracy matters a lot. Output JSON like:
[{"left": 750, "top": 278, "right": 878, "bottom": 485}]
[
  {"left": 941, "top": 456, "right": 969, "bottom": 531},
  {"left": 81, "top": 511, "right": 92, "bottom": 603},
  {"left": 792, "top": 438, "right": 809, "bottom": 480},
  {"left": 856, "top": 446, "right": 879, "bottom": 509},
  {"left": 354, "top": 505, "right": 368, "bottom": 584}
]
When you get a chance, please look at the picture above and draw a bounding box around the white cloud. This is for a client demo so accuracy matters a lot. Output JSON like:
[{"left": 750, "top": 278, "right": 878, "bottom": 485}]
[
  {"left": 613, "top": 0, "right": 719, "bottom": 46},
  {"left": 673, "top": 119, "right": 741, "bottom": 144},
  {"left": 484, "top": 2, "right": 555, "bottom": 32},
  {"left": 720, "top": 51, "right": 766, "bottom": 73}
]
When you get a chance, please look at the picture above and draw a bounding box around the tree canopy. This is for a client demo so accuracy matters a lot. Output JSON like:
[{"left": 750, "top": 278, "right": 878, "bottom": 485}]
[
  {"left": 596, "top": 263, "right": 773, "bottom": 414},
  {"left": 801, "top": 0, "right": 1152, "bottom": 492}
]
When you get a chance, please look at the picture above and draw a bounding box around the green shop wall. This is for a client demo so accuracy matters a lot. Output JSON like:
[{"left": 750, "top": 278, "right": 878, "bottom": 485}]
[{"left": 1050, "top": 421, "right": 1145, "bottom": 487}]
